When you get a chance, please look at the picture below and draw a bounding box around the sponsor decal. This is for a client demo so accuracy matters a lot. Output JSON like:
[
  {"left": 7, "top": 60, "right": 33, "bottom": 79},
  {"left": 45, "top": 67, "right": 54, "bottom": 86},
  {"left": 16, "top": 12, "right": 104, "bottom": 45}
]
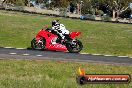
[{"left": 76, "top": 67, "right": 131, "bottom": 85}]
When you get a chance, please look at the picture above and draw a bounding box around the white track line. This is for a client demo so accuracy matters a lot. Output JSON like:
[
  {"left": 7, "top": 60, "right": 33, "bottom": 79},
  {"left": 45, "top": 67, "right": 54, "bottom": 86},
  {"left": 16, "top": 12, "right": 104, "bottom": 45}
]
[
  {"left": 36, "top": 55, "right": 43, "bottom": 57},
  {"left": 80, "top": 53, "right": 90, "bottom": 54},
  {"left": 104, "top": 55, "right": 114, "bottom": 57},
  {"left": 92, "top": 54, "right": 101, "bottom": 56},
  {"left": 81, "top": 53, "right": 130, "bottom": 58},
  {"left": 16, "top": 48, "right": 25, "bottom": 49},
  {"left": 4, "top": 47, "right": 13, "bottom": 48},
  {"left": 117, "top": 56, "right": 128, "bottom": 58},
  {"left": 22, "top": 54, "right": 30, "bottom": 56},
  {"left": 9, "top": 53, "right": 17, "bottom": 55}
]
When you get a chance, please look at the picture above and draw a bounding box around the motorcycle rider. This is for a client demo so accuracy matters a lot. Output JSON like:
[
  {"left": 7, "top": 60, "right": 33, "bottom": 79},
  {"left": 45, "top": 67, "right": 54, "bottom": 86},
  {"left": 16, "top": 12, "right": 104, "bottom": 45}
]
[{"left": 51, "top": 20, "right": 70, "bottom": 43}]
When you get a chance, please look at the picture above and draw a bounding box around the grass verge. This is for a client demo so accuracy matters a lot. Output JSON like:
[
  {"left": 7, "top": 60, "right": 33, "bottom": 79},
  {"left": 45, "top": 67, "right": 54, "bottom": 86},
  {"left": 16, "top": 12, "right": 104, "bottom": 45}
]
[
  {"left": 0, "top": 59, "right": 131, "bottom": 88},
  {"left": 0, "top": 10, "right": 132, "bottom": 56}
]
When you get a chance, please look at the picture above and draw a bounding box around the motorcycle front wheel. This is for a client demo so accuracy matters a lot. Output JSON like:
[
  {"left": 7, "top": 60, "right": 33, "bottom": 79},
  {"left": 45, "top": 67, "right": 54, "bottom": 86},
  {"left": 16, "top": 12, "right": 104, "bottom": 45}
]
[
  {"left": 31, "top": 38, "right": 46, "bottom": 50},
  {"left": 66, "top": 40, "right": 83, "bottom": 53},
  {"left": 31, "top": 38, "right": 37, "bottom": 50}
]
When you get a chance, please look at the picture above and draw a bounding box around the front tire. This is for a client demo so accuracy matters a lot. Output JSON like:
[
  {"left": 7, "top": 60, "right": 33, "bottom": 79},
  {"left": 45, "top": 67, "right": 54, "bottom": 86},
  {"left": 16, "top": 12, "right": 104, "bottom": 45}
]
[
  {"left": 31, "top": 38, "right": 37, "bottom": 50},
  {"left": 31, "top": 38, "right": 46, "bottom": 50},
  {"left": 66, "top": 40, "right": 83, "bottom": 53}
]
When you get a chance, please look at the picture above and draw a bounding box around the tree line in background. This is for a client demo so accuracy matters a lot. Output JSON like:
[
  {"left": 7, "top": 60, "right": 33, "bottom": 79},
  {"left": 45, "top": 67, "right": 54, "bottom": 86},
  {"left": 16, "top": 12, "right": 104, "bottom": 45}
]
[
  {"left": 2, "top": 0, "right": 132, "bottom": 18},
  {"left": 2, "top": 0, "right": 28, "bottom": 6}
]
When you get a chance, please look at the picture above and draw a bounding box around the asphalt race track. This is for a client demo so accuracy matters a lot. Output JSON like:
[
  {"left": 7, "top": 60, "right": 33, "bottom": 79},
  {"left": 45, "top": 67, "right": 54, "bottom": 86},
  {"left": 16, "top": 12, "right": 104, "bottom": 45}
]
[{"left": 0, "top": 47, "right": 132, "bottom": 65}]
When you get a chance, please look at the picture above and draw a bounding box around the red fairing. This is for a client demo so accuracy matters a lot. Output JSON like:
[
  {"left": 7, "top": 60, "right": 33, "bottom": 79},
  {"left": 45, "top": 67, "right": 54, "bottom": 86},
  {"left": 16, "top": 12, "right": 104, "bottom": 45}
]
[
  {"left": 35, "top": 29, "right": 67, "bottom": 51},
  {"left": 69, "top": 32, "right": 81, "bottom": 38},
  {"left": 33, "top": 28, "right": 82, "bottom": 52},
  {"left": 36, "top": 29, "right": 51, "bottom": 39},
  {"left": 47, "top": 44, "right": 67, "bottom": 51}
]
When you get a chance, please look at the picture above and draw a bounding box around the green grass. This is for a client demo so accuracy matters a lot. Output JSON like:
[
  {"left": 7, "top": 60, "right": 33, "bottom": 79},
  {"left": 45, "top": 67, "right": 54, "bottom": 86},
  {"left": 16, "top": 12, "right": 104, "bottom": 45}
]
[
  {"left": 0, "top": 10, "right": 132, "bottom": 56},
  {"left": 0, "top": 59, "right": 131, "bottom": 88}
]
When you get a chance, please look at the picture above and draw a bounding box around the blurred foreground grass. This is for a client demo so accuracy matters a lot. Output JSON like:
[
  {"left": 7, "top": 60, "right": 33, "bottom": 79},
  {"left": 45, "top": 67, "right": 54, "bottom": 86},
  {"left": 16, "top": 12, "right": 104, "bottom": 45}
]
[{"left": 0, "top": 59, "right": 131, "bottom": 88}]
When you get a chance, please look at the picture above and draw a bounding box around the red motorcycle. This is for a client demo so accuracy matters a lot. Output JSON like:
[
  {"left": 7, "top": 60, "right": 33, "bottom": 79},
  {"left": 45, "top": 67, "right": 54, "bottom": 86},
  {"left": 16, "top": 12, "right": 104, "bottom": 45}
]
[{"left": 31, "top": 27, "right": 83, "bottom": 53}]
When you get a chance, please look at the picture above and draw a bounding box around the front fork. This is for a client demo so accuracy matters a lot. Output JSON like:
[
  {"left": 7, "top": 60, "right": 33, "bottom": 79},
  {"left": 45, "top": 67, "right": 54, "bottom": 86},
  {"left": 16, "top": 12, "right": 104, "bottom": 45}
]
[{"left": 36, "top": 38, "right": 44, "bottom": 48}]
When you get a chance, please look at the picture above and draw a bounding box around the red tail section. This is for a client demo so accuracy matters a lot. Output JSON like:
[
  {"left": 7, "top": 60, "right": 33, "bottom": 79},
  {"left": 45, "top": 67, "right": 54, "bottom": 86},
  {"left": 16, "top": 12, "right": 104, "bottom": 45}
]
[{"left": 69, "top": 32, "right": 81, "bottom": 38}]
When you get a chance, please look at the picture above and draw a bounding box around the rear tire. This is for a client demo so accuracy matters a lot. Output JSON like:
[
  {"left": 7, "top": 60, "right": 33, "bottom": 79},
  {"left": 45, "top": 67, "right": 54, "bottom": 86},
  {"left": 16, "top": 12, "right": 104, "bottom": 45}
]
[{"left": 66, "top": 40, "right": 83, "bottom": 53}]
